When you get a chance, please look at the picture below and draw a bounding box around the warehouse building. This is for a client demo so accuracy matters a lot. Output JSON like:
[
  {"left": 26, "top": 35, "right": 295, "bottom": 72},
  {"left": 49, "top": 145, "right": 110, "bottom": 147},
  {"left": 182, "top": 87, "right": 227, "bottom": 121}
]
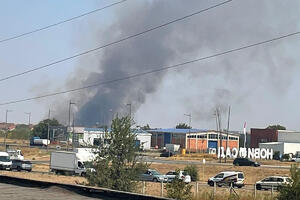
[
  {"left": 251, "top": 128, "right": 300, "bottom": 156},
  {"left": 147, "top": 128, "right": 239, "bottom": 152},
  {"left": 71, "top": 127, "right": 151, "bottom": 150}
]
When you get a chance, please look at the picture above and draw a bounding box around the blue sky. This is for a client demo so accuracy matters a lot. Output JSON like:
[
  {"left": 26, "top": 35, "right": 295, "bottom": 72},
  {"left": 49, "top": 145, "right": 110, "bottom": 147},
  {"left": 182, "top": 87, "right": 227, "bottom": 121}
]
[
  {"left": 0, "top": 0, "right": 117, "bottom": 124},
  {"left": 1, "top": 0, "right": 300, "bottom": 132}
]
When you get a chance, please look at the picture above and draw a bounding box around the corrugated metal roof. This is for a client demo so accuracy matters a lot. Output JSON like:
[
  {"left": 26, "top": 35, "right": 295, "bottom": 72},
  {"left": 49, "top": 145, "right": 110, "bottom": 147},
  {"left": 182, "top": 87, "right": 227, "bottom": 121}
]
[{"left": 146, "top": 128, "right": 209, "bottom": 134}]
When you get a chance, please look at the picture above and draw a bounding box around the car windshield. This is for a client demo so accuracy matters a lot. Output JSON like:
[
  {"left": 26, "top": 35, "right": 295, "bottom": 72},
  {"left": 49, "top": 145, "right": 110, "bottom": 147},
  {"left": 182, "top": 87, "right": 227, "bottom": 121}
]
[
  {"left": 0, "top": 156, "right": 10, "bottom": 162},
  {"left": 150, "top": 170, "right": 160, "bottom": 175},
  {"left": 238, "top": 173, "right": 244, "bottom": 178}
]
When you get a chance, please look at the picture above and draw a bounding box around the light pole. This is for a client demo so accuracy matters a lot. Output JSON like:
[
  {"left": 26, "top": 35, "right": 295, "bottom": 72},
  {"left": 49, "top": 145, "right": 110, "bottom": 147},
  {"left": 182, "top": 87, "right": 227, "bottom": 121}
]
[
  {"left": 47, "top": 109, "right": 51, "bottom": 151},
  {"left": 184, "top": 113, "right": 192, "bottom": 154},
  {"left": 4, "top": 110, "right": 13, "bottom": 151},
  {"left": 126, "top": 103, "right": 132, "bottom": 119},
  {"left": 68, "top": 101, "right": 75, "bottom": 150},
  {"left": 25, "top": 112, "right": 31, "bottom": 125}
]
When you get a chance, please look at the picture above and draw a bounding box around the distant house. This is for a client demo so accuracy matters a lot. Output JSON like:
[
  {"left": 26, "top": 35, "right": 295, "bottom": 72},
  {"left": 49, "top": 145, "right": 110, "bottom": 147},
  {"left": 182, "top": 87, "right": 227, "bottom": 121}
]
[{"left": 0, "top": 123, "right": 16, "bottom": 131}]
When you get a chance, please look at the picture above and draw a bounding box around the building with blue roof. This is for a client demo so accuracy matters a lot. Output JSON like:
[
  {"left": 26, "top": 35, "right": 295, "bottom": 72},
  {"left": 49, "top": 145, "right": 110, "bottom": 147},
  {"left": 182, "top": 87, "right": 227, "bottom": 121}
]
[{"left": 146, "top": 128, "right": 239, "bottom": 152}]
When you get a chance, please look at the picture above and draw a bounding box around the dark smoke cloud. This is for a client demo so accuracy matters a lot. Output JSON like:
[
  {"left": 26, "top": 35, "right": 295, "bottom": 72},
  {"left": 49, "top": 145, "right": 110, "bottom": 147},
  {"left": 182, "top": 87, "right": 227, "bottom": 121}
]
[{"left": 51, "top": 0, "right": 300, "bottom": 128}]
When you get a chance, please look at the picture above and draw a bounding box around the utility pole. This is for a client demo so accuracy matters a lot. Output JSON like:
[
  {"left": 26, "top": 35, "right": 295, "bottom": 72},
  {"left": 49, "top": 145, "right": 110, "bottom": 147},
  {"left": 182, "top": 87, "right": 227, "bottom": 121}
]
[
  {"left": 72, "top": 112, "right": 75, "bottom": 149},
  {"left": 225, "top": 106, "right": 231, "bottom": 163},
  {"left": 126, "top": 103, "right": 132, "bottom": 119},
  {"left": 47, "top": 109, "right": 51, "bottom": 151},
  {"left": 4, "top": 110, "right": 12, "bottom": 151},
  {"left": 216, "top": 108, "right": 222, "bottom": 163},
  {"left": 184, "top": 113, "right": 192, "bottom": 154},
  {"left": 68, "top": 100, "right": 75, "bottom": 151},
  {"left": 25, "top": 112, "right": 31, "bottom": 125}
]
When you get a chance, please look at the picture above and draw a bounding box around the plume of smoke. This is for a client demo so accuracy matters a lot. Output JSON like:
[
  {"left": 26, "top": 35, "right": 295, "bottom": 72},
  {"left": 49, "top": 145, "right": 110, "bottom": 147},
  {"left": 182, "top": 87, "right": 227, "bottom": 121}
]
[{"left": 50, "top": 0, "right": 300, "bottom": 128}]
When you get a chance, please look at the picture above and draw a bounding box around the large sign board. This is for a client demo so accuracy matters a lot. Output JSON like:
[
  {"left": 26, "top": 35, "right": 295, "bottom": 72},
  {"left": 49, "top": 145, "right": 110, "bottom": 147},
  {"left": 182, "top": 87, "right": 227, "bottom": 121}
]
[{"left": 218, "top": 147, "right": 273, "bottom": 159}]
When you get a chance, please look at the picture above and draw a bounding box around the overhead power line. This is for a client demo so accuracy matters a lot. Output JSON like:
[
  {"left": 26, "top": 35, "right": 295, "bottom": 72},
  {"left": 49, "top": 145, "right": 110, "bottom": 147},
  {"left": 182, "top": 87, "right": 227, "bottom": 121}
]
[
  {"left": 0, "top": 0, "right": 233, "bottom": 83},
  {"left": 0, "top": 30, "right": 299, "bottom": 106},
  {"left": 0, "top": 0, "right": 128, "bottom": 44}
]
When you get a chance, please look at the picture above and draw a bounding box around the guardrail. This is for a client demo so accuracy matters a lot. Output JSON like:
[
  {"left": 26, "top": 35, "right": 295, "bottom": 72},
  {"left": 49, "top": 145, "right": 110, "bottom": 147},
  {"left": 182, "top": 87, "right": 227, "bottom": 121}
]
[{"left": 0, "top": 175, "right": 171, "bottom": 200}]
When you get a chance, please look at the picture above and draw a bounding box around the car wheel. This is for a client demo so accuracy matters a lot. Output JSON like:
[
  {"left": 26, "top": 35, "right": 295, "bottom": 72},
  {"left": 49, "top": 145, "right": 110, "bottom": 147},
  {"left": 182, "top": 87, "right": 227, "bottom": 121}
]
[
  {"left": 17, "top": 166, "right": 21, "bottom": 172},
  {"left": 27, "top": 169, "right": 32, "bottom": 172},
  {"left": 153, "top": 178, "right": 158, "bottom": 182},
  {"left": 208, "top": 181, "right": 214, "bottom": 187},
  {"left": 256, "top": 184, "right": 262, "bottom": 190}
]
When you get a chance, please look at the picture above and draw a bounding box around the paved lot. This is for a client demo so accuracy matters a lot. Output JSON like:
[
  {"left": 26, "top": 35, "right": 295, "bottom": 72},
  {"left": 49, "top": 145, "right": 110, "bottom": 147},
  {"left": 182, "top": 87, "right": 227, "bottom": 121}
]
[{"left": 0, "top": 183, "right": 110, "bottom": 200}]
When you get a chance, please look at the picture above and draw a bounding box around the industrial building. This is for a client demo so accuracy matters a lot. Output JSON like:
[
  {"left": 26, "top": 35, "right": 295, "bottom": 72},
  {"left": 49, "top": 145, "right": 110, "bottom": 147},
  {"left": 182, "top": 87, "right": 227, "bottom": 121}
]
[
  {"left": 71, "top": 127, "right": 152, "bottom": 150},
  {"left": 251, "top": 128, "right": 300, "bottom": 156},
  {"left": 147, "top": 128, "right": 240, "bottom": 152}
]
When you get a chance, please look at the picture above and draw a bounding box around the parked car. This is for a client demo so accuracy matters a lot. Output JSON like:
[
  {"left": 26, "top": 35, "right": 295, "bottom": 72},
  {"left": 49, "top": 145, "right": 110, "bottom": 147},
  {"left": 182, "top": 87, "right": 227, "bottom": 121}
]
[
  {"left": 160, "top": 151, "right": 174, "bottom": 157},
  {"left": 208, "top": 171, "right": 245, "bottom": 188},
  {"left": 165, "top": 170, "right": 191, "bottom": 183},
  {"left": 0, "top": 152, "right": 12, "bottom": 170},
  {"left": 256, "top": 176, "right": 292, "bottom": 190},
  {"left": 140, "top": 169, "right": 168, "bottom": 182},
  {"left": 11, "top": 160, "right": 32, "bottom": 172},
  {"left": 233, "top": 158, "right": 260, "bottom": 167}
]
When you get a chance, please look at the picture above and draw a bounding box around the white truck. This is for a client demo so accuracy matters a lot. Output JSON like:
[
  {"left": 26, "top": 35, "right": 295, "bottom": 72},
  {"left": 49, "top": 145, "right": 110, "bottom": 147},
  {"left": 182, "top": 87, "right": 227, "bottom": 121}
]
[
  {"left": 7, "top": 149, "right": 24, "bottom": 160},
  {"left": 0, "top": 152, "right": 12, "bottom": 170},
  {"left": 50, "top": 151, "right": 86, "bottom": 176}
]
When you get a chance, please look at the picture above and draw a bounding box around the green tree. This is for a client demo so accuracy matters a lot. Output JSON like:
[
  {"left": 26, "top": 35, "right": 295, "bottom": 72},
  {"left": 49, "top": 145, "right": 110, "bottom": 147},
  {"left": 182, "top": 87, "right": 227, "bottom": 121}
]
[
  {"left": 166, "top": 169, "right": 192, "bottom": 200},
  {"left": 277, "top": 165, "right": 300, "bottom": 200},
  {"left": 8, "top": 124, "right": 31, "bottom": 140},
  {"left": 184, "top": 165, "right": 199, "bottom": 182},
  {"left": 266, "top": 124, "right": 286, "bottom": 130},
  {"left": 176, "top": 123, "right": 192, "bottom": 129},
  {"left": 32, "top": 118, "right": 61, "bottom": 138},
  {"left": 140, "top": 124, "right": 151, "bottom": 130},
  {"left": 86, "top": 116, "right": 147, "bottom": 192}
]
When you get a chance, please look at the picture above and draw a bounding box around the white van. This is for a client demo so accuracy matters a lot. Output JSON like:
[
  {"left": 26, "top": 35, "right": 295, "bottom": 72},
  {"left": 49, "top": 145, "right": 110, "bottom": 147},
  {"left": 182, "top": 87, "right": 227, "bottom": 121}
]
[
  {"left": 0, "top": 152, "right": 12, "bottom": 170},
  {"left": 208, "top": 171, "right": 245, "bottom": 188}
]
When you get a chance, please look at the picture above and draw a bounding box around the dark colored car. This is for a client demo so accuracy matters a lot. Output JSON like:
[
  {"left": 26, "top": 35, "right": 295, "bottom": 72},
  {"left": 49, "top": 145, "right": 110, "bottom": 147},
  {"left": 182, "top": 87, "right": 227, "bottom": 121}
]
[
  {"left": 11, "top": 160, "right": 32, "bottom": 172},
  {"left": 233, "top": 158, "right": 260, "bottom": 167},
  {"left": 160, "top": 151, "right": 174, "bottom": 157}
]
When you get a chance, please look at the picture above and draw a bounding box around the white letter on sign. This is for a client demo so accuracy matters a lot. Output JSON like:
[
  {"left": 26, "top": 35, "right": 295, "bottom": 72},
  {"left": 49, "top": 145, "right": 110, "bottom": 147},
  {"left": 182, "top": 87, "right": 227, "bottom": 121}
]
[
  {"left": 232, "top": 148, "right": 238, "bottom": 158},
  {"left": 254, "top": 148, "right": 260, "bottom": 159},
  {"left": 260, "top": 148, "right": 267, "bottom": 159},
  {"left": 266, "top": 149, "right": 273, "bottom": 160}
]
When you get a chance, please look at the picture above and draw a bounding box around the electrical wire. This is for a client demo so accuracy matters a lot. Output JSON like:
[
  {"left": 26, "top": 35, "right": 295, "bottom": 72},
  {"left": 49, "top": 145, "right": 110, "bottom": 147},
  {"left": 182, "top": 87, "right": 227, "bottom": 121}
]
[
  {"left": 0, "top": 0, "right": 233, "bottom": 83},
  {"left": 0, "top": 30, "right": 299, "bottom": 106},
  {"left": 0, "top": 0, "right": 128, "bottom": 44}
]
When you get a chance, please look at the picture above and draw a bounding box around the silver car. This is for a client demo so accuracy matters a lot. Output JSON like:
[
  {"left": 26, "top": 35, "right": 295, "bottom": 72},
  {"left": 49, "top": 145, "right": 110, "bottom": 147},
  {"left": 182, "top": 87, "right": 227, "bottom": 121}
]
[
  {"left": 256, "top": 176, "right": 292, "bottom": 190},
  {"left": 140, "top": 169, "right": 168, "bottom": 182}
]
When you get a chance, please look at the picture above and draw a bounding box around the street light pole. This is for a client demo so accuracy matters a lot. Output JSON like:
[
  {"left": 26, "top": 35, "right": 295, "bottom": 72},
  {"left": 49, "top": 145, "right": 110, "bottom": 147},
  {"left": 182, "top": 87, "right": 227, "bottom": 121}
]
[
  {"left": 184, "top": 113, "right": 192, "bottom": 154},
  {"left": 25, "top": 112, "right": 31, "bottom": 125},
  {"left": 68, "top": 100, "right": 75, "bottom": 151},
  {"left": 47, "top": 109, "right": 51, "bottom": 151},
  {"left": 4, "top": 110, "right": 12, "bottom": 151},
  {"left": 126, "top": 103, "right": 132, "bottom": 119}
]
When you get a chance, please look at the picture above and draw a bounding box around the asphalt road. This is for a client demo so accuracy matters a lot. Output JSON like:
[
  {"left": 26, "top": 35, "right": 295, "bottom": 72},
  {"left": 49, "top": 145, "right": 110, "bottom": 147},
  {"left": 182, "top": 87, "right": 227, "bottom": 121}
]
[
  {"left": 142, "top": 156, "right": 293, "bottom": 169},
  {"left": 0, "top": 183, "right": 112, "bottom": 200}
]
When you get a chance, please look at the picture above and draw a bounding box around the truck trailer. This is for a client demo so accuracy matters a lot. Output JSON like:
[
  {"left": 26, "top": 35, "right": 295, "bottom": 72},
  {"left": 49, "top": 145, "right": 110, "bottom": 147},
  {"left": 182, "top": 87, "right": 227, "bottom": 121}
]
[{"left": 50, "top": 151, "right": 86, "bottom": 176}]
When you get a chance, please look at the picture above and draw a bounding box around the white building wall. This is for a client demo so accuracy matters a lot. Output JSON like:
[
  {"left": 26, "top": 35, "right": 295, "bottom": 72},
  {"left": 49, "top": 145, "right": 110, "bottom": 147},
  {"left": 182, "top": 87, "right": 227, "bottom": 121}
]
[
  {"left": 278, "top": 131, "right": 300, "bottom": 143},
  {"left": 259, "top": 142, "right": 300, "bottom": 155},
  {"left": 283, "top": 143, "right": 300, "bottom": 155},
  {"left": 136, "top": 134, "right": 151, "bottom": 150},
  {"left": 83, "top": 131, "right": 104, "bottom": 146},
  {"left": 259, "top": 142, "right": 284, "bottom": 155}
]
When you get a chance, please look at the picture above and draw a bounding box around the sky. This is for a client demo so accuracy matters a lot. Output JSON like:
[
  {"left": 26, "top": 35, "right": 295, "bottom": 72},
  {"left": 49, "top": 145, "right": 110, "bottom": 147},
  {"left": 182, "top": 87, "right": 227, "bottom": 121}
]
[{"left": 1, "top": 0, "right": 300, "bottom": 132}]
